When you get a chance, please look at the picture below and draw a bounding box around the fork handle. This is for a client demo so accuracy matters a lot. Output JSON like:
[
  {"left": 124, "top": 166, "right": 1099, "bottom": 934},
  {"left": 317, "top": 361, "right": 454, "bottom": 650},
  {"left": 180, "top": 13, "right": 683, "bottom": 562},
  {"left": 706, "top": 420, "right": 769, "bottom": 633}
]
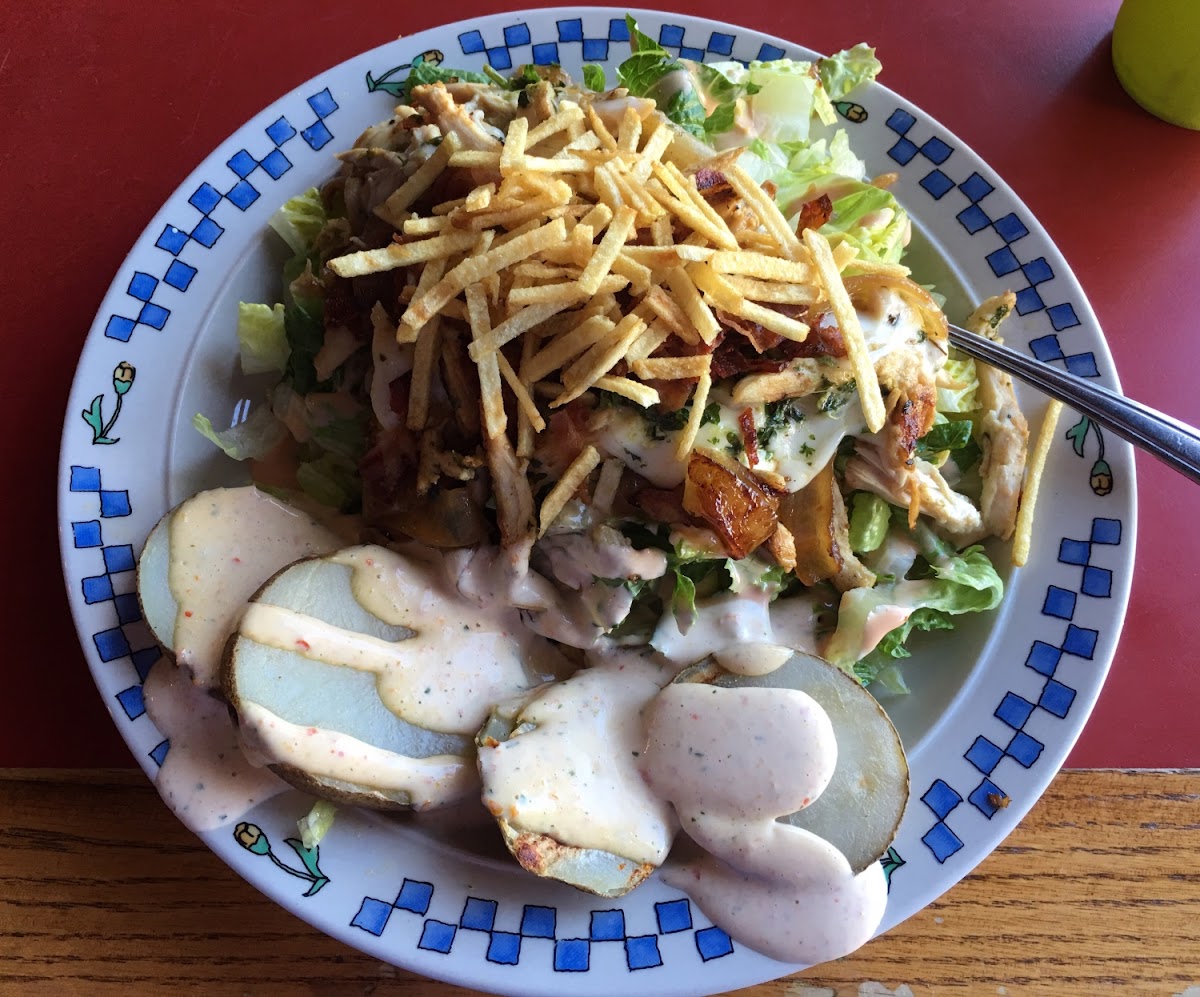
[{"left": 947, "top": 325, "right": 1200, "bottom": 486}]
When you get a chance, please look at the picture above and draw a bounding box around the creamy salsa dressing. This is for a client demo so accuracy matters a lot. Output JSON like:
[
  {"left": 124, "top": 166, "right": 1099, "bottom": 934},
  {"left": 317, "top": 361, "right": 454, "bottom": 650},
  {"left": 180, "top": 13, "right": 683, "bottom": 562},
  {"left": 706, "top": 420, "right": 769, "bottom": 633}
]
[
  {"left": 229, "top": 545, "right": 571, "bottom": 804},
  {"left": 166, "top": 487, "right": 341, "bottom": 689},
  {"left": 141, "top": 657, "right": 288, "bottom": 832},
  {"left": 642, "top": 681, "right": 888, "bottom": 964},
  {"left": 478, "top": 653, "right": 677, "bottom": 866},
  {"left": 653, "top": 587, "right": 824, "bottom": 664},
  {"left": 237, "top": 699, "right": 475, "bottom": 809},
  {"left": 237, "top": 546, "right": 554, "bottom": 736},
  {"left": 145, "top": 485, "right": 895, "bottom": 961}
]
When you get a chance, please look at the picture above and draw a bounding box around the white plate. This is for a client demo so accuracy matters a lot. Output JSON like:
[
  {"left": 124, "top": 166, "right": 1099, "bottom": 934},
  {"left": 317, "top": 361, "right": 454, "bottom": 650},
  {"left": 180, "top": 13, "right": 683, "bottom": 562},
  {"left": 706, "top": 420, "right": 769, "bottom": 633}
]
[{"left": 57, "top": 9, "right": 1135, "bottom": 995}]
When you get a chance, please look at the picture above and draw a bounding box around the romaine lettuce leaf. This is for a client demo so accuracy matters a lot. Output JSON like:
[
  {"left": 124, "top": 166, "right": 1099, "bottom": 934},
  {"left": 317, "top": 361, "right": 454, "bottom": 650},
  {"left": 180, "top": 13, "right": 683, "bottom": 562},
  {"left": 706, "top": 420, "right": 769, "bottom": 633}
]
[
  {"left": 192, "top": 406, "right": 286, "bottom": 461},
  {"left": 616, "top": 18, "right": 708, "bottom": 137},
  {"left": 849, "top": 492, "right": 891, "bottom": 553},
  {"left": 852, "top": 608, "right": 955, "bottom": 687},
  {"left": 937, "top": 357, "right": 979, "bottom": 413},
  {"left": 817, "top": 44, "right": 882, "bottom": 99},
  {"left": 582, "top": 64, "right": 606, "bottom": 91},
  {"left": 721, "top": 58, "right": 827, "bottom": 143},
  {"left": 825, "top": 184, "right": 910, "bottom": 264},
  {"left": 296, "top": 450, "right": 360, "bottom": 511},
  {"left": 915, "top": 418, "right": 974, "bottom": 460},
  {"left": 237, "top": 302, "right": 289, "bottom": 376},
  {"left": 824, "top": 543, "right": 1003, "bottom": 677},
  {"left": 268, "top": 188, "right": 326, "bottom": 257}
]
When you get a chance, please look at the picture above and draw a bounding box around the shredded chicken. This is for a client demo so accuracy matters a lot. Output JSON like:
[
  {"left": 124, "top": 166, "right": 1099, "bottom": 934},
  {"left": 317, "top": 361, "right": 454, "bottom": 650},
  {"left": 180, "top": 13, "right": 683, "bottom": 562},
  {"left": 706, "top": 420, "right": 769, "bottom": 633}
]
[
  {"left": 584, "top": 93, "right": 658, "bottom": 134},
  {"left": 830, "top": 478, "right": 876, "bottom": 591},
  {"left": 766, "top": 523, "right": 798, "bottom": 573},
  {"left": 486, "top": 431, "right": 535, "bottom": 548},
  {"left": 519, "top": 80, "right": 558, "bottom": 127},
  {"left": 417, "top": 425, "right": 484, "bottom": 495},
  {"left": 410, "top": 83, "right": 504, "bottom": 152},
  {"left": 443, "top": 81, "right": 521, "bottom": 127},
  {"left": 351, "top": 106, "right": 424, "bottom": 151},
  {"left": 536, "top": 528, "right": 668, "bottom": 591},
  {"left": 845, "top": 434, "right": 983, "bottom": 541},
  {"left": 967, "top": 292, "right": 1028, "bottom": 540},
  {"left": 336, "top": 147, "right": 426, "bottom": 221}
]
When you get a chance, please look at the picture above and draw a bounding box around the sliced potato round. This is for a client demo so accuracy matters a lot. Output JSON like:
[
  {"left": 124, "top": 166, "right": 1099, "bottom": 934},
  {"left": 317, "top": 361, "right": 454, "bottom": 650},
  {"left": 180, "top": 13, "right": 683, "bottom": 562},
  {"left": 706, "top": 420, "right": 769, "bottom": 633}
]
[
  {"left": 677, "top": 650, "right": 909, "bottom": 873},
  {"left": 476, "top": 664, "right": 677, "bottom": 898},
  {"left": 137, "top": 515, "right": 177, "bottom": 652},
  {"left": 225, "top": 544, "right": 556, "bottom": 811},
  {"left": 136, "top": 485, "right": 341, "bottom": 689}
]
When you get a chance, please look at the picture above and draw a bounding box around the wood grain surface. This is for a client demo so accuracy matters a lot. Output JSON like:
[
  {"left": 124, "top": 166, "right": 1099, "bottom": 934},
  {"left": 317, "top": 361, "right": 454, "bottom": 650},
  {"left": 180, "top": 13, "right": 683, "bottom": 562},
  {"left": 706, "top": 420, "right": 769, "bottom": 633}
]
[{"left": 1, "top": 768, "right": 1197, "bottom": 996}]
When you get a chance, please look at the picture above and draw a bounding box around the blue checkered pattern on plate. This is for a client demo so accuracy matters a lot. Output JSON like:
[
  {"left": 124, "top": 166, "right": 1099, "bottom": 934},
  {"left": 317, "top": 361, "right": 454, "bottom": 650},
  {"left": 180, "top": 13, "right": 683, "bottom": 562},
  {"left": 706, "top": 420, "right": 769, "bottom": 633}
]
[
  {"left": 884, "top": 109, "right": 1089, "bottom": 361},
  {"left": 350, "top": 882, "right": 734, "bottom": 970},
  {"left": 456, "top": 17, "right": 786, "bottom": 71},
  {"left": 918, "top": 516, "right": 1121, "bottom": 861},
  {"left": 102, "top": 89, "right": 340, "bottom": 344}
]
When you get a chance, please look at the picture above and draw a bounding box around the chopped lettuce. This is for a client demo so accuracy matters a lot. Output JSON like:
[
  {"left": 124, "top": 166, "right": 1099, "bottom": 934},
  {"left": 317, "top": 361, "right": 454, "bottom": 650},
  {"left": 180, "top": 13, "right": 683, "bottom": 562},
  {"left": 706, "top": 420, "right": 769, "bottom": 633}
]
[
  {"left": 937, "top": 357, "right": 979, "bottom": 413},
  {"left": 282, "top": 265, "right": 326, "bottom": 395},
  {"left": 298, "top": 799, "right": 337, "bottom": 849},
  {"left": 237, "top": 302, "right": 289, "bottom": 376},
  {"left": 296, "top": 450, "right": 360, "bottom": 511},
  {"left": 311, "top": 410, "right": 370, "bottom": 462},
  {"left": 817, "top": 44, "right": 882, "bottom": 99},
  {"left": 825, "top": 184, "right": 910, "bottom": 264},
  {"left": 268, "top": 188, "right": 326, "bottom": 257},
  {"left": 744, "top": 129, "right": 866, "bottom": 198},
  {"left": 824, "top": 540, "right": 1003, "bottom": 679},
  {"left": 742, "top": 130, "right": 910, "bottom": 265},
  {"left": 915, "top": 417, "right": 974, "bottom": 461},
  {"left": 617, "top": 16, "right": 708, "bottom": 137},
  {"left": 726, "top": 551, "right": 791, "bottom": 597},
  {"left": 849, "top": 492, "right": 891, "bottom": 553},
  {"left": 708, "top": 58, "right": 831, "bottom": 143},
  {"left": 582, "top": 64, "right": 606, "bottom": 91},
  {"left": 853, "top": 608, "right": 956, "bottom": 687},
  {"left": 192, "top": 406, "right": 285, "bottom": 461}
]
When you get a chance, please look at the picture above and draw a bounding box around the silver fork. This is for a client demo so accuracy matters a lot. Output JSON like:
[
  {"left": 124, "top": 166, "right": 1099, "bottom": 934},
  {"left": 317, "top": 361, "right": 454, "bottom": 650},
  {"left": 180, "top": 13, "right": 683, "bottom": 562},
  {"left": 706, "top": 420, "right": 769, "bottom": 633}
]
[{"left": 946, "top": 324, "right": 1200, "bottom": 485}]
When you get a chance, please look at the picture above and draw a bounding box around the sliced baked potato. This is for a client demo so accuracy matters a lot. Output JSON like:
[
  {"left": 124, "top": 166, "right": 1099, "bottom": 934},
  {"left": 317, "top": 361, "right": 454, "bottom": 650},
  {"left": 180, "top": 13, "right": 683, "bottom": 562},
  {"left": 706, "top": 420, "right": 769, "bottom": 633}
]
[
  {"left": 136, "top": 485, "right": 341, "bottom": 689},
  {"left": 676, "top": 649, "right": 909, "bottom": 873},
  {"left": 476, "top": 664, "right": 678, "bottom": 897},
  {"left": 224, "top": 544, "right": 557, "bottom": 811}
]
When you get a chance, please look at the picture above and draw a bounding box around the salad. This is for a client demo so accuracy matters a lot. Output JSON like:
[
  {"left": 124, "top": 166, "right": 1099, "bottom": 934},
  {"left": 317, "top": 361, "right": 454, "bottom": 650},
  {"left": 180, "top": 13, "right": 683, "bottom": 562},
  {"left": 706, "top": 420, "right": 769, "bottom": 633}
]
[
  {"left": 141, "top": 18, "right": 1032, "bottom": 969},
  {"left": 207, "top": 24, "right": 1025, "bottom": 690}
]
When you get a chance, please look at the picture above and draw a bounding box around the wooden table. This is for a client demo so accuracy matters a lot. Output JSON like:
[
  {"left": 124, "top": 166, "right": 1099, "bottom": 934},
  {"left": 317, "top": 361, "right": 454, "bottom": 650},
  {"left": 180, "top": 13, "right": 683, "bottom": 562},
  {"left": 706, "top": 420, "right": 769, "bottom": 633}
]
[{"left": 5, "top": 768, "right": 1197, "bottom": 995}]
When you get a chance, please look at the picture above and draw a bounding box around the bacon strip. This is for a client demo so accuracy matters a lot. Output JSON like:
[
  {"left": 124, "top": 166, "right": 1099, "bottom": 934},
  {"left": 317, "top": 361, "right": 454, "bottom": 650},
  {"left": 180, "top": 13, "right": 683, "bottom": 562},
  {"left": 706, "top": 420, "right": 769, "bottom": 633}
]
[
  {"left": 738, "top": 407, "right": 760, "bottom": 466},
  {"left": 796, "top": 194, "right": 833, "bottom": 234}
]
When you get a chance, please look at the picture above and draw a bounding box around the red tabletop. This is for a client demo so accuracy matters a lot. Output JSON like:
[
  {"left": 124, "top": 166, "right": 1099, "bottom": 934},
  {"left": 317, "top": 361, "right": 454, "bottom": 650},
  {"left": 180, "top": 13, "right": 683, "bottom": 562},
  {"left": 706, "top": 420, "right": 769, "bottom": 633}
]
[{"left": 8, "top": 0, "right": 1199, "bottom": 769}]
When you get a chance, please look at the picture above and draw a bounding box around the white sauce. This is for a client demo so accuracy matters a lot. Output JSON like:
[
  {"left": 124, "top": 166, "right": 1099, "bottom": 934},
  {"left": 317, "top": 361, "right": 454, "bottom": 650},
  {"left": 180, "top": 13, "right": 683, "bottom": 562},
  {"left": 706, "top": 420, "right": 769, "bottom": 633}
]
[
  {"left": 592, "top": 294, "right": 929, "bottom": 495},
  {"left": 166, "top": 487, "right": 340, "bottom": 689},
  {"left": 141, "top": 657, "right": 287, "bottom": 831},
  {"left": 642, "top": 682, "right": 888, "bottom": 965},
  {"left": 652, "top": 589, "right": 776, "bottom": 665},
  {"left": 714, "top": 642, "right": 794, "bottom": 677},
  {"left": 237, "top": 700, "right": 474, "bottom": 809},
  {"left": 478, "top": 658, "right": 677, "bottom": 865},
  {"left": 860, "top": 604, "right": 915, "bottom": 658},
  {"left": 595, "top": 388, "right": 857, "bottom": 495}
]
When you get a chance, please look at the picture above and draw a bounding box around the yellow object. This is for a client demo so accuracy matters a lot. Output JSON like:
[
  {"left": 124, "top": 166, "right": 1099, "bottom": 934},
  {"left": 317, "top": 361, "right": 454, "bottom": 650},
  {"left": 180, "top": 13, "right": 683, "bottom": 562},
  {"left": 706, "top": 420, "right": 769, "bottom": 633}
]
[{"left": 1112, "top": 0, "right": 1200, "bottom": 129}]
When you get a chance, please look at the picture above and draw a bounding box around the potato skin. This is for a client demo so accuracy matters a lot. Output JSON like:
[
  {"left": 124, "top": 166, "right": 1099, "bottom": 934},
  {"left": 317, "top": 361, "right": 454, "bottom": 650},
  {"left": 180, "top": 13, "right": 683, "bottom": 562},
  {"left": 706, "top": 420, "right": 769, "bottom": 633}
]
[
  {"left": 682, "top": 447, "right": 780, "bottom": 558},
  {"left": 777, "top": 458, "right": 842, "bottom": 586}
]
